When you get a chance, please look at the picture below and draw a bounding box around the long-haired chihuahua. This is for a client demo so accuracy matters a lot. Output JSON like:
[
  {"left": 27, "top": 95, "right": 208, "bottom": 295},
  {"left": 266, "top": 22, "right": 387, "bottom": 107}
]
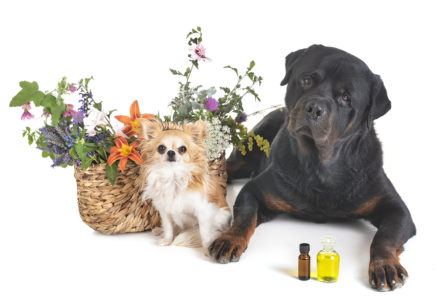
[{"left": 138, "top": 120, "right": 231, "bottom": 254}]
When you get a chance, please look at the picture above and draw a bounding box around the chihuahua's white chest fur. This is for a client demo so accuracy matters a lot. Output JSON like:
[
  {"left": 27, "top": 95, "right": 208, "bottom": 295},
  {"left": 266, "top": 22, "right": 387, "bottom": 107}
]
[{"left": 143, "top": 163, "right": 231, "bottom": 250}]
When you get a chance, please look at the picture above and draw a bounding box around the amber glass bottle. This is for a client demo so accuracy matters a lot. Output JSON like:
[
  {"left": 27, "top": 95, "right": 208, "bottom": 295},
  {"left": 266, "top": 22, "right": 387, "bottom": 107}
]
[{"left": 298, "top": 243, "right": 311, "bottom": 280}]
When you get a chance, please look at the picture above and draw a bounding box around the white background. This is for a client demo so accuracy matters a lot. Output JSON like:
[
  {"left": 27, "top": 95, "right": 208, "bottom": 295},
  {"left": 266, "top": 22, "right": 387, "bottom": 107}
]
[{"left": 1, "top": 0, "right": 439, "bottom": 299}]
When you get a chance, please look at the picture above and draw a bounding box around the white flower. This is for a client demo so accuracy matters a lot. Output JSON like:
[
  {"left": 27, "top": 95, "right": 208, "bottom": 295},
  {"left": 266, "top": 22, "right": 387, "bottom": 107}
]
[
  {"left": 83, "top": 108, "right": 107, "bottom": 136},
  {"left": 205, "top": 117, "right": 231, "bottom": 160},
  {"left": 112, "top": 120, "right": 128, "bottom": 139}
]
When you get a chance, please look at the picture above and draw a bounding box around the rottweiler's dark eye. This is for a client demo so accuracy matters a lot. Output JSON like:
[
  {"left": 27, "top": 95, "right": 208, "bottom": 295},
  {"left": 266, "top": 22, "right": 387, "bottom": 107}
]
[
  {"left": 301, "top": 76, "right": 313, "bottom": 89},
  {"left": 341, "top": 92, "right": 350, "bottom": 102},
  {"left": 178, "top": 146, "right": 187, "bottom": 154},
  {"left": 157, "top": 145, "right": 166, "bottom": 154}
]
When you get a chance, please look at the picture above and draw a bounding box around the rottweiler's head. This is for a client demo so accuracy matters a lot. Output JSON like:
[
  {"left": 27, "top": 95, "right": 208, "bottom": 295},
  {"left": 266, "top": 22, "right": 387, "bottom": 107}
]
[{"left": 281, "top": 45, "right": 391, "bottom": 158}]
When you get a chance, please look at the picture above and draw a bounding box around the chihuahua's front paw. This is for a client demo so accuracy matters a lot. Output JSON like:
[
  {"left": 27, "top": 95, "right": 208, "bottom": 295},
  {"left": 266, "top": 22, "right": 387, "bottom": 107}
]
[
  {"left": 152, "top": 227, "right": 163, "bottom": 237},
  {"left": 202, "top": 247, "right": 210, "bottom": 257},
  {"left": 159, "top": 237, "right": 173, "bottom": 246}
]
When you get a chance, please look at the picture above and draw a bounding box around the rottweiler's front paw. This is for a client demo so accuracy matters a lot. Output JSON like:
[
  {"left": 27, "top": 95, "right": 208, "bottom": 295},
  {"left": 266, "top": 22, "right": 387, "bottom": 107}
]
[
  {"left": 208, "top": 234, "right": 248, "bottom": 264},
  {"left": 369, "top": 257, "right": 408, "bottom": 291}
]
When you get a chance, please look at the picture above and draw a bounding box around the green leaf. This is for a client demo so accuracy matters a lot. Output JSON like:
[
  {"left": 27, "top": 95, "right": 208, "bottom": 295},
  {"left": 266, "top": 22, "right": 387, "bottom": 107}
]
[
  {"left": 50, "top": 102, "right": 66, "bottom": 125},
  {"left": 81, "top": 157, "right": 93, "bottom": 170},
  {"left": 224, "top": 65, "right": 238, "bottom": 76},
  {"left": 93, "top": 102, "right": 102, "bottom": 111},
  {"left": 107, "top": 109, "right": 116, "bottom": 118},
  {"left": 69, "top": 148, "right": 79, "bottom": 160},
  {"left": 191, "top": 102, "right": 203, "bottom": 110},
  {"left": 41, "top": 94, "right": 65, "bottom": 125},
  {"left": 27, "top": 134, "right": 34, "bottom": 145},
  {"left": 41, "top": 93, "right": 56, "bottom": 106},
  {"left": 246, "top": 87, "right": 261, "bottom": 101},
  {"left": 192, "top": 59, "right": 199, "bottom": 69},
  {"left": 42, "top": 151, "right": 50, "bottom": 158},
  {"left": 170, "top": 68, "right": 183, "bottom": 76},
  {"left": 197, "top": 26, "right": 201, "bottom": 31},
  {"left": 249, "top": 61, "right": 256, "bottom": 70},
  {"left": 220, "top": 87, "right": 231, "bottom": 94},
  {"left": 72, "top": 124, "right": 78, "bottom": 137},
  {"left": 105, "top": 163, "right": 118, "bottom": 186},
  {"left": 84, "top": 76, "right": 93, "bottom": 90},
  {"left": 74, "top": 143, "right": 87, "bottom": 162},
  {"left": 9, "top": 81, "right": 42, "bottom": 107}
]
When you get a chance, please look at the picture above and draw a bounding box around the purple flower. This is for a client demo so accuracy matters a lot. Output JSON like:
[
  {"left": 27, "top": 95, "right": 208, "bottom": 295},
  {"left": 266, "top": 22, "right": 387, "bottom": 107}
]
[
  {"left": 69, "top": 85, "right": 77, "bottom": 93},
  {"left": 72, "top": 111, "right": 85, "bottom": 124},
  {"left": 189, "top": 44, "right": 211, "bottom": 62},
  {"left": 205, "top": 97, "right": 218, "bottom": 111},
  {"left": 235, "top": 112, "right": 247, "bottom": 123}
]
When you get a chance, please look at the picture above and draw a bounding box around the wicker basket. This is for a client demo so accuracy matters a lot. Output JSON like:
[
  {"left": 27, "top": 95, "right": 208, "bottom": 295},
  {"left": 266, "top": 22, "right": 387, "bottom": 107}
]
[{"left": 74, "top": 153, "right": 227, "bottom": 234}]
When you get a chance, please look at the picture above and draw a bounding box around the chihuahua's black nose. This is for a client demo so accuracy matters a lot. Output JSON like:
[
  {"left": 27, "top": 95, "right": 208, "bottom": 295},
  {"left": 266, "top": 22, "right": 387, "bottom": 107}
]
[{"left": 167, "top": 150, "right": 176, "bottom": 162}]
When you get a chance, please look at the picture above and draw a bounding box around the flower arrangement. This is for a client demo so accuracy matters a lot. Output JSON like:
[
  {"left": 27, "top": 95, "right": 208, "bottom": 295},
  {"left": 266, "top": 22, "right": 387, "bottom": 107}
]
[
  {"left": 8, "top": 26, "right": 277, "bottom": 234},
  {"left": 10, "top": 27, "right": 274, "bottom": 185},
  {"left": 164, "top": 27, "right": 272, "bottom": 159},
  {"left": 9, "top": 77, "right": 152, "bottom": 185}
]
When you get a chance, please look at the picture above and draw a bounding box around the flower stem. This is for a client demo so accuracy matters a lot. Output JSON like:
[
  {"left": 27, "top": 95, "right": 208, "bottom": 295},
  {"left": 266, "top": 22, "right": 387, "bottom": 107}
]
[{"left": 185, "top": 64, "right": 194, "bottom": 88}]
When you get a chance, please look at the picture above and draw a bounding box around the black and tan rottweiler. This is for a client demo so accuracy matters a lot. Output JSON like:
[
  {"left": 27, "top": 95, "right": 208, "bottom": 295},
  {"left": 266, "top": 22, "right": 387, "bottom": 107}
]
[{"left": 208, "top": 45, "right": 416, "bottom": 291}]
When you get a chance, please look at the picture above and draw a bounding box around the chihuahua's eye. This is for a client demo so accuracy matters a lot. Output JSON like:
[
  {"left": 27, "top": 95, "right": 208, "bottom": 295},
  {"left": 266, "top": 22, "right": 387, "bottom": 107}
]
[
  {"left": 301, "top": 76, "right": 313, "bottom": 89},
  {"left": 178, "top": 146, "right": 187, "bottom": 154},
  {"left": 157, "top": 145, "right": 166, "bottom": 154}
]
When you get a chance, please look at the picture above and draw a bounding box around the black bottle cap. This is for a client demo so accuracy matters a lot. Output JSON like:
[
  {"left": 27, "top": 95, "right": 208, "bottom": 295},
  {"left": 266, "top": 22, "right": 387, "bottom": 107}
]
[{"left": 300, "top": 243, "right": 310, "bottom": 253}]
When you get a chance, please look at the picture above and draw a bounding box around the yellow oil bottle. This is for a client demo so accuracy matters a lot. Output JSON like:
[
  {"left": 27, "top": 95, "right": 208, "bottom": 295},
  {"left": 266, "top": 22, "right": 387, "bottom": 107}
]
[{"left": 317, "top": 236, "right": 339, "bottom": 283}]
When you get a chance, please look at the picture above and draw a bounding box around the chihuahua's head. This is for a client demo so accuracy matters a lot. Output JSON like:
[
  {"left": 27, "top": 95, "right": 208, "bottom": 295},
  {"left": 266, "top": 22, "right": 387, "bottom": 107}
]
[{"left": 139, "top": 119, "right": 207, "bottom": 166}]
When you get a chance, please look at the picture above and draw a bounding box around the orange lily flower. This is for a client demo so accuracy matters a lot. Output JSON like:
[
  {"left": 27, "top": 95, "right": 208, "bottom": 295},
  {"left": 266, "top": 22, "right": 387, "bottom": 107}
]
[
  {"left": 115, "top": 100, "right": 155, "bottom": 137},
  {"left": 107, "top": 136, "right": 142, "bottom": 172}
]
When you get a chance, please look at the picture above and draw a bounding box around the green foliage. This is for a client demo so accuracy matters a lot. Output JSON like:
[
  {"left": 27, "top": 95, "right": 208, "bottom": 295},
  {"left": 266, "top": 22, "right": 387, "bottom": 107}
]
[
  {"left": 10, "top": 76, "right": 125, "bottom": 185},
  {"left": 10, "top": 79, "right": 67, "bottom": 125},
  {"left": 22, "top": 126, "right": 39, "bottom": 145},
  {"left": 166, "top": 27, "right": 269, "bottom": 155},
  {"left": 105, "top": 163, "right": 118, "bottom": 186},
  {"left": 10, "top": 81, "right": 42, "bottom": 107}
]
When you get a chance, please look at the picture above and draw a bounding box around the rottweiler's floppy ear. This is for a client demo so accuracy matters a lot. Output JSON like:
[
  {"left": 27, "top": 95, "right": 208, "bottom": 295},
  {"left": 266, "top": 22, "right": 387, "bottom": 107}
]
[
  {"left": 368, "top": 75, "right": 391, "bottom": 128},
  {"left": 280, "top": 48, "right": 306, "bottom": 86}
]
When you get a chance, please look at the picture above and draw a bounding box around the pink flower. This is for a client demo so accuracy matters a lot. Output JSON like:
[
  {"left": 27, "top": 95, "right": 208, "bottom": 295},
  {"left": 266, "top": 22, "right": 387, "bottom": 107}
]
[
  {"left": 189, "top": 44, "right": 211, "bottom": 62},
  {"left": 63, "top": 104, "right": 78, "bottom": 117},
  {"left": 69, "top": 85, "right": 77, "bottom": 93},
  {"left": 21, "top": 102, "right": 34, "bottom": 120},
  {"left": 21, "top": 102, "right": 31, "bottom": 110},
  {"left": 21, "top": 111, "right": 34, "bottom": 120}
]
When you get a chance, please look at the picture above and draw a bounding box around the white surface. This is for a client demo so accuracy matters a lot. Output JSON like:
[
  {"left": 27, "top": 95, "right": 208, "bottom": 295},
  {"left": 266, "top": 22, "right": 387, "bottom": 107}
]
[{"left": 1, "top": 0, "right": 439, "bottom": 299}]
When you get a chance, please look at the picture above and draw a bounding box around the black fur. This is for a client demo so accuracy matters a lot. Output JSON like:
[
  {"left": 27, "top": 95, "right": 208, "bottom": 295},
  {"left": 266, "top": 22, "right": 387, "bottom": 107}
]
[{"left": 209, "top": 45, "right": 416, "bottom": 291}]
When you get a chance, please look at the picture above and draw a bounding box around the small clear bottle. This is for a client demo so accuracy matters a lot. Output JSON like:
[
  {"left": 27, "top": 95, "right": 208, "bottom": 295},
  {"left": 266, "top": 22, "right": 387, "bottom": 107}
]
[
  {"left": 298, "top": 243, "right": 310, "bottom": 281},
  {"left": 317, "top": 236, "right": 340, "bottom": 283}
]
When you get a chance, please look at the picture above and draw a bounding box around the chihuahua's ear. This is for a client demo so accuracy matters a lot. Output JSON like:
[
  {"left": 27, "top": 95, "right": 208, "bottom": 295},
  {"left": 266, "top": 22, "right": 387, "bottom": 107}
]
[
  {"left": 184, "top": 121, "right": 207, "bottom": 144},
  {"left": 139, "top": 119, "right": 162, "bottom": 141}
]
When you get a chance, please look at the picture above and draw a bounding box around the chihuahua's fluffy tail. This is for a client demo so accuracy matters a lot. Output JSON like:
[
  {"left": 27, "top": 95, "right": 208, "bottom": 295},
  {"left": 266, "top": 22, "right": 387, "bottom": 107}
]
[{"left": 172, "top": 227, "right": 202, "bottom": 248}]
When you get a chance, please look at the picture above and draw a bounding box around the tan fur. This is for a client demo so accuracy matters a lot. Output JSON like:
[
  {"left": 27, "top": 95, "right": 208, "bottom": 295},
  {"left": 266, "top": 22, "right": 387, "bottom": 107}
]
[
  {"left": 264, "top": 193, "right": 297, "bottom": 212},
  {"left": 137, "top": 119, "right": 229, "bottom": 211},
  {"left": 351, "top": 195, "right": 381, "bottom": 217}
]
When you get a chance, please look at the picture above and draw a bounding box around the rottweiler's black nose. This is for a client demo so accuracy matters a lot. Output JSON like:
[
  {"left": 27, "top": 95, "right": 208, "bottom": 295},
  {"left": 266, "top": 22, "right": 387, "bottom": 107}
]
[
  {"left": 167, "top": 150, "right": 176, "bottom": 161},
  {"left": 305, "top": 100, "right": 327, "bottom": 121}
]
